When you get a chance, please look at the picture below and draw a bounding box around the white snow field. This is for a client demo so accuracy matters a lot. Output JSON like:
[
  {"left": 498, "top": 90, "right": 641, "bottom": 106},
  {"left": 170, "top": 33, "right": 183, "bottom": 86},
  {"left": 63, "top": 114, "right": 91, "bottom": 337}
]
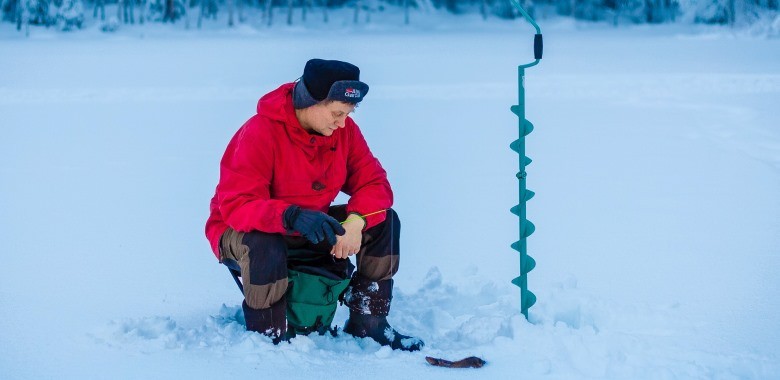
[{"left": 1, "top": 17, "right": 779, "bottom": 379}]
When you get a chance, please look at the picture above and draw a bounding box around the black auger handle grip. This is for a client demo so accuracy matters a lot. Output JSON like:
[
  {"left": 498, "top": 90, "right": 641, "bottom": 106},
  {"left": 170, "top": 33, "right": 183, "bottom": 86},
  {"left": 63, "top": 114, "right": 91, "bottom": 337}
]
[{"left": 534, "top": 34, "right": 543, "bottom": 60}]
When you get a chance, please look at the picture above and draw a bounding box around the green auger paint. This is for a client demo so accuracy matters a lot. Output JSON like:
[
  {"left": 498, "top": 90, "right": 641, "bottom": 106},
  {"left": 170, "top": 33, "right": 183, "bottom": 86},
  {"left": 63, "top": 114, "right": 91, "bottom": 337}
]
[{"left": 508, "top": 0, "right": 542, "bottom": 320}]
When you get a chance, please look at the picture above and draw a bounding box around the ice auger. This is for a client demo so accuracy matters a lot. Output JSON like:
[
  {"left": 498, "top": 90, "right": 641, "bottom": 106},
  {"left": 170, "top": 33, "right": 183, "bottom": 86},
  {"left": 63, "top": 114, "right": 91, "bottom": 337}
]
[{"left": 508, "top": 0, "right": 542, "bottom": 320}]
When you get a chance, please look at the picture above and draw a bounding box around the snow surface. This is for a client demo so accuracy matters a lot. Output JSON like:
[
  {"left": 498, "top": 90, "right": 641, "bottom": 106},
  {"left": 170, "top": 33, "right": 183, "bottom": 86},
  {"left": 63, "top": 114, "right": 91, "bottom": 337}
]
[{"left": 1, "top": 16, "right": 779, "bottom": 379}]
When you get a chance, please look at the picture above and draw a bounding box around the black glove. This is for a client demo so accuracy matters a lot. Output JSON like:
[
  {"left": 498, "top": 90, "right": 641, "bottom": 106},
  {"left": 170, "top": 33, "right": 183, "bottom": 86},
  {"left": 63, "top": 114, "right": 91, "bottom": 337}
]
[{"left": 283, "top": 205, "right": 346, "bottom": 245}]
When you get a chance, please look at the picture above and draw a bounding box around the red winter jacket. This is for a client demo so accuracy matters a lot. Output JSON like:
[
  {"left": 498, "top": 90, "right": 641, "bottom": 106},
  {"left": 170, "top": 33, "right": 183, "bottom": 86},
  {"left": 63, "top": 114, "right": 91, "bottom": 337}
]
[{"left": 205, "top": 83, "right": 393, "bottom": 259}]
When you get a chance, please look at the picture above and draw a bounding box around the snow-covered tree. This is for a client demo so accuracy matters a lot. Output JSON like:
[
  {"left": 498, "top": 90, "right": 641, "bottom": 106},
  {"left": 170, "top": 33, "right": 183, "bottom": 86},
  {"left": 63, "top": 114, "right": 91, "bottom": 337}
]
[
  {"left": 23, "top": 0, "right": 55, "bottom": 25},
  {"left": 54, "top": 0, "right": 84, "bottom": 30},
  {"left": 677, "top": 0, "right": 733, "bottom": 24},
  {"left": 2, "top": 0, "right": 20, "bottom": 22},
  {"left": 116, "top": 0, "right": 146, "bottom": 24},
  {"left": 146, "top": 0, "right": 184, "bottom": 22},
  {"left": 657, "top": 0, "right": 777, "bottom": 25},
  {"left": 92, "top": 0, "right": 104, "bottom": 19},
  {"left": 197, "top": 0, "right": 218, "bottom": 28}
]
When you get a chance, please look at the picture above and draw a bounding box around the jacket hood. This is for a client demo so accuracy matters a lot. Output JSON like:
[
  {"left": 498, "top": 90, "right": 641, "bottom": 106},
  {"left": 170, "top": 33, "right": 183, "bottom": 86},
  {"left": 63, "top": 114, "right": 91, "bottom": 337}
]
[
  {"left": 256, "top": 82, "right": 296, "bottom": 122},
  {"left": 256, "top": 82, "right": 338, "bottom": 149}
]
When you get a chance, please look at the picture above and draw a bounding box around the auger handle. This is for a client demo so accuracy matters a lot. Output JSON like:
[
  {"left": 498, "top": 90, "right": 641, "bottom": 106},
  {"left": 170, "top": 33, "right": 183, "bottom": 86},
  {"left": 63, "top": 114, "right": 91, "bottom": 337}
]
[
  {"left": 534, "top": 34, "right": 543, "bottom": 60},
  {"left": 509, "top": 0, "right": 543, "bottom": 68}
]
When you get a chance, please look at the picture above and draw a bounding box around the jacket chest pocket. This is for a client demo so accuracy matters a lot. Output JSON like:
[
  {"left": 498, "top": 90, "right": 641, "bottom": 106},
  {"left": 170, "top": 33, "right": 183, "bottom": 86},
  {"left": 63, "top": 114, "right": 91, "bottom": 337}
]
[{"left": 272, "top": 177, "right": 345, "bottom": 199}]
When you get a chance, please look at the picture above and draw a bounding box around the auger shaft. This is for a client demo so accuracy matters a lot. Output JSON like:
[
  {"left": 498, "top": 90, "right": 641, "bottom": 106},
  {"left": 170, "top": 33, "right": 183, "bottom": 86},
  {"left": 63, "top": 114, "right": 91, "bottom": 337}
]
[
  {"left": 508, "top": 0, "right": 542, "bottom": 319},
  {"left": 510, "top": 67, "right": 536, "bottom": 319}
]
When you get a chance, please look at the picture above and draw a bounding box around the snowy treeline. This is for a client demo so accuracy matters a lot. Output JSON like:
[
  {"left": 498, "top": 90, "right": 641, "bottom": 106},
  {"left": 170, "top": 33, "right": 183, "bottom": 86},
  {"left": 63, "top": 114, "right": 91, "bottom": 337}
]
[
  {"left": 535, "top": 0, "right": 778, "bottom": 25},
  {"left": 1, "top": 0, "right": 778, "bottom": 31}
]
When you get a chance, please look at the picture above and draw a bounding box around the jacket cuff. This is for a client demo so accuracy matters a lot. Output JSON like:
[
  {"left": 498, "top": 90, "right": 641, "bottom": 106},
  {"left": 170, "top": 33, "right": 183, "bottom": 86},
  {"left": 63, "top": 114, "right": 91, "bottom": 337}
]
[
  {"left": 345, "top": 205, "right": 387, "bottom": 231},
  {"left": 282, "top": 205, "right": 300, "bottom": 232},
  {"left": 346, "top": 212, "right": 367, "bottom": 231}
]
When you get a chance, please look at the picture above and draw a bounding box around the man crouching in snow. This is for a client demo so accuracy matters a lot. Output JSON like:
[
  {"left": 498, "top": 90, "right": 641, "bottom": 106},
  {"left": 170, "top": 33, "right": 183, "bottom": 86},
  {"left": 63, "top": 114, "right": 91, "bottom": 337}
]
[{"left": 204, "top": 59, "right": 423, "bottom": 351}]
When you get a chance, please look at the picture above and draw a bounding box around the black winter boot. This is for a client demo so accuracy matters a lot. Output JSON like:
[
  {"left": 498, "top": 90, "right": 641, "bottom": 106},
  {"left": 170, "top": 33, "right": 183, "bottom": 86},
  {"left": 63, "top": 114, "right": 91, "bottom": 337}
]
[
  {"left": 344, "top": 312, "right": 424, "bottom": 352},
  {"left": 242, "top": 296, "right": 287, "bottom": 344},
  {"left": 342, "top": 275, "right": 424, "bottom": 352}
]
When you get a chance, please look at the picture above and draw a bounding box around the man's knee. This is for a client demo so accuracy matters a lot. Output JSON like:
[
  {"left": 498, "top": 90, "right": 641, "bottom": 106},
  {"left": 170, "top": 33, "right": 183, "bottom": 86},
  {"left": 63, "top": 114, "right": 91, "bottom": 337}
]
[
  {"left": 386, "top": 208, "right": 400, "bottom": 228},
  {"left": 363, "top": 207, "right": 400, "bottom": 236},
  {"left": 358, "top": 208, "right": 400, "bottom": 281},
  {"left": 241, "top": 231, "right": 288, "bottom": 309}
]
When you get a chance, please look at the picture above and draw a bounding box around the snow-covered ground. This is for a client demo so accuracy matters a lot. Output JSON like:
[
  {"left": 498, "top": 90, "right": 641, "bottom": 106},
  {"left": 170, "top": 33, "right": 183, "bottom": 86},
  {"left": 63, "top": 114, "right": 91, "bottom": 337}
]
[{"left": 1, "top": 16, "right": 779, "bottom": 379}]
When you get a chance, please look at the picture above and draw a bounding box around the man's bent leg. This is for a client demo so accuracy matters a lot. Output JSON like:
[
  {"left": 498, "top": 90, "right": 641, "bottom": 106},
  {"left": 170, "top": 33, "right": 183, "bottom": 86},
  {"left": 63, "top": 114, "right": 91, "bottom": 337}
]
[
  {"left": 220, "top": 228, "right": 288, "bottom": 340},
  {"left": 337, "top": 208, "right": 424, "bottom": 351},
  {"left": 342, "top": 207, "right": 400, "bottom": 315}
]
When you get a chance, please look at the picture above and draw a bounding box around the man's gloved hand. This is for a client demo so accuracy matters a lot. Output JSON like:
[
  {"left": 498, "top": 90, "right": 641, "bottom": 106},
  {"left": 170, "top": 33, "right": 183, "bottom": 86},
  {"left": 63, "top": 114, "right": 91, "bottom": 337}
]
[{"left": 283, "top": 205, "right": 346, "bottom": 245}]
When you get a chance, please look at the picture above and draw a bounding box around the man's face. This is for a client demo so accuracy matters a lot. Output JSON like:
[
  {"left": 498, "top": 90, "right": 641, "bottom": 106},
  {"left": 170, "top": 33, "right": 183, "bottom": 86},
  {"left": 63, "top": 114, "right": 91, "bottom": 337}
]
[{"left": 301, "top": 101, "right": 356, "bottom": 137}]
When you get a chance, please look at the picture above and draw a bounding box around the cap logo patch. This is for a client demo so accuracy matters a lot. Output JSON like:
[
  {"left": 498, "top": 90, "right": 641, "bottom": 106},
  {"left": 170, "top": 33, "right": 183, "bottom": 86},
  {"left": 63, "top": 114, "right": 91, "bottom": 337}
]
[{"left": 344, "top": 88, "right": 361, "bottom": 98}]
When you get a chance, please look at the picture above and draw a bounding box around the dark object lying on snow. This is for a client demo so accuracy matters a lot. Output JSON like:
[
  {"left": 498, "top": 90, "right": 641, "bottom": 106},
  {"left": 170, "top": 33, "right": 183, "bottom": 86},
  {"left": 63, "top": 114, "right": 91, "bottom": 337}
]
[{"left": 425, "top": 356, "right": 486, "bottom": 368}]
